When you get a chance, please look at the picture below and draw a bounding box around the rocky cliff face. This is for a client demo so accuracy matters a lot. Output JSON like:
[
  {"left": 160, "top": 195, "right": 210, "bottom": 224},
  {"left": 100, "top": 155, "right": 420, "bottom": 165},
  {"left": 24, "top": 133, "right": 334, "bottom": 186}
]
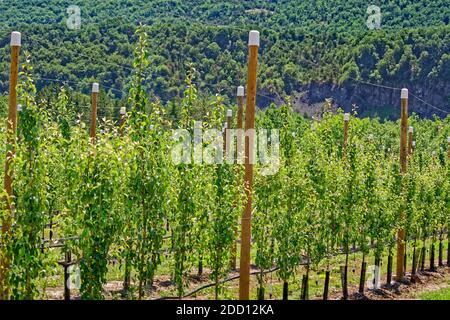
[{"left": 259, "top": 81, "right": 450, "bottom": 119}]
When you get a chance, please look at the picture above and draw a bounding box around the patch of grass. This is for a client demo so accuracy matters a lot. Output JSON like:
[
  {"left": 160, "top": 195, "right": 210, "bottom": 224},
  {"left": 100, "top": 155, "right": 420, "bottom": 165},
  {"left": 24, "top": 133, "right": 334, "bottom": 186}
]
[{"left": 420, "top": 286, "right": 450, "bottom": 300}]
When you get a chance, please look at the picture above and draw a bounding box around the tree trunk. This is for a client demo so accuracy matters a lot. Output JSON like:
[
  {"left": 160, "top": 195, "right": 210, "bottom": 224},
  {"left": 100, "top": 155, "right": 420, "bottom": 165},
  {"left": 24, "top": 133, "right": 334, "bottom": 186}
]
[
  {"left": 301, "top": 268, "right": 309, "bottom": 300},
  {"left": 420, "top": 243, "right": 426, "bottom": 272},
  {"left": 282, "top": 281, "right": 288, "bottom": 300},
  {"left": 386, "top": 254, "right": 393, "bottom": 286},
  {"left": 198, "top": 258, "right": 203, "bottom": 276},
  {"left": 438, "top": 240, "right": 443, "bottom": 267},
  {"left": 323, "top": 271, "right": 330, "bottom": 300},
  {"left": 429, "top": 243, "right": 435, "bottom": 271},
  {"left": 340, "top": 265, "right": 348, "bottom": 300},
  {"left": 447, "top": 235, "right": 450, "bottom": 267},
  {"left": 359, "top": 260, "right": 367, "bottom": 294},
  {"left": 411, "top": 244, "right": 417, "bottom": 276},
  {"left": 374, "top": 256, "right": 381, "bottom": 289}
]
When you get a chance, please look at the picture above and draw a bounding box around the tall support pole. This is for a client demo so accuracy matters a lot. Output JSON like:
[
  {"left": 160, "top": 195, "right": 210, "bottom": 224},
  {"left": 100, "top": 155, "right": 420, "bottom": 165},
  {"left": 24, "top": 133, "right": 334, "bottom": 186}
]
[
  {"left": 0, "top": 32, "right": 21, "bottom": 300},
  {"left": 230, "top": 87, "right": 245, "bottom": 271},
  {"left": 408, "top": 127, "right": 414, "bottom": 156},
  {"left": 396, "top": 88, "right": 408, "bottom": 281},
  {"left": 90, "top": 83, "right": 99, "bottom": 143},
  {"left": 239, "top": 30, "right": 259, "bottom": 300},
  {"left": 404, "top": 126, "right": 414, "bottom": 272},
  {"left": 119, "top": 107, "right": 126, "bottom": 137},
  {"left": 343, "top": 113, "right": 350, "bottom": 158}
]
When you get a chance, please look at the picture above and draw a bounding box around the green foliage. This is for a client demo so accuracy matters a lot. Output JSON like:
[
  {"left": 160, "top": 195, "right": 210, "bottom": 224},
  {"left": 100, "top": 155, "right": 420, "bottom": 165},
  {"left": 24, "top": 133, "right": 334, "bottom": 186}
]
[
  {"left": 0, "top": 18, "right": 449, "bottom": 300},
  {"left": 6, "top": 53, "right": 49, "bottom": 299},
  {"left": 1, "top": 1, "right": 450, "bottom": 112}
]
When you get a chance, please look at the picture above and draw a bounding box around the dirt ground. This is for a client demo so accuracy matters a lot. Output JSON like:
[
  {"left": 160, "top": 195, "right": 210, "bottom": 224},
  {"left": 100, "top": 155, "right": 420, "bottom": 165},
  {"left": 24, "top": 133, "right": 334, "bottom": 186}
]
[
  {"left": 327, "top": 266, "right": 450, "bottom": 300},
  {"left": 44, "top": 265, "right": 450, "bottom": 300}
]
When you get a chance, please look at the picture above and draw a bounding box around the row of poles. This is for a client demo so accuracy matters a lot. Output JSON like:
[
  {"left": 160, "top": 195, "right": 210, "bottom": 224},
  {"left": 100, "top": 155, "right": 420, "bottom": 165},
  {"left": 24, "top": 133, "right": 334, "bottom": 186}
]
[
  {"left": 1, "top": 28, "right": 449, "bottom": 300},
  {"left": 343, "top": 88, "right": 450, "bottom": 285},
  {"left": 0, "top": 30, "right": 260, "bottom": 300}
]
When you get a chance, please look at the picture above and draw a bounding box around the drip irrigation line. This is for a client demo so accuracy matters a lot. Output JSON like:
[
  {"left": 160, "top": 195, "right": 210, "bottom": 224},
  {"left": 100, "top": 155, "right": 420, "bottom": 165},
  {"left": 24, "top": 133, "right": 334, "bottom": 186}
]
[
  {"left": 41, "top": 232, "right": 174, "bottom": 249},
  {"left": 154, "top": 244, "right": 360, "bottom": 300},
  {"left": 156, "top": 266, "right": 284, "bottom": 300}
]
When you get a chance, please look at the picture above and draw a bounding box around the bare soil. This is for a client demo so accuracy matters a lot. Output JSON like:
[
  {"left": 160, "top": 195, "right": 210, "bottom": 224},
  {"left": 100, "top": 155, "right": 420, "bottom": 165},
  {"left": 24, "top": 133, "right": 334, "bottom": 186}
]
[
  {"left": 327, "top": 266, "right": 450, "bottom": 300},
  {"left": 45, "top": 265, "right": 450, "bottom": 300}
]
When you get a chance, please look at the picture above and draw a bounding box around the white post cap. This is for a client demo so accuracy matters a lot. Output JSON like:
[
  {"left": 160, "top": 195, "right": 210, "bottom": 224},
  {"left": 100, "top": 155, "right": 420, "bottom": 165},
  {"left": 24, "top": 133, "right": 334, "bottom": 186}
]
[
  {"left": 409, "top": 126, "right": 414, "bottom": 133},
  {"left": 17, "top": 104, "right": 22, "bottom": 112},
  {"left": 249, "top": 30, "right": 260, "bottom": 47},
  {"left": 227, "top": 109, "right": 233, "bottom": 118},
  {"left": 11, "top": 32, "right": 21, "bottom": 47},
  {"left": 412, "top": 141, "right": 416, "bottom": 147},
  {"left": 120, "top": 107, "right": 126, "bottom": 115},
  {"left": 344, "top": 113, "right": 350, "bottom": 121},
  {"left": 237, "top": 86, "right": 245, "bottom": 97},
  {"left": 401, "top": 88, "right": 408, "bottom": 100},
  {"left": 92, "top": 83, "right": 99, "bottom": 93}
]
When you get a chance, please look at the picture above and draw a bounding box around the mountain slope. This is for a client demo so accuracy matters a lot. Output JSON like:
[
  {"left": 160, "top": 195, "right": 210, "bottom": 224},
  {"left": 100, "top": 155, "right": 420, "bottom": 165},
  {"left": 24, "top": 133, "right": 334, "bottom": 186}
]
[{"left": 1, "top": 0, "right": 450, "bottom": 117}]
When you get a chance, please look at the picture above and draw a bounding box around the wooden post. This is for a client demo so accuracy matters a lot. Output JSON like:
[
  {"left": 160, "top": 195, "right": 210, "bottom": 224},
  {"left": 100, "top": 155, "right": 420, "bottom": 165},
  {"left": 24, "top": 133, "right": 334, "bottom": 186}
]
[
  {"left": 0, "top": 32, "right": 21, "bottom": 300},
  {"left": 119, "top": 107, "right": 126, "bottom": 136},
  {"left": 239, "top": 30, "right": 259, "bottom": 300},
  {"left": 343, "top": 113, "right": 350, "bottom": 158},
  {"left": 90, "top": 83, "right": 99, "bottom": 142},
  {"left": 402, "top": 125, "right": 414, "bottom": 273},
  {"left": 230, "top": 87, "right": 244, "bottom": 271},
  {"left": 396, "top": 88, "right": 408, "bottom": 281},
  {"left": 408, "top": 127, "right": 413, "bottom": 156}
]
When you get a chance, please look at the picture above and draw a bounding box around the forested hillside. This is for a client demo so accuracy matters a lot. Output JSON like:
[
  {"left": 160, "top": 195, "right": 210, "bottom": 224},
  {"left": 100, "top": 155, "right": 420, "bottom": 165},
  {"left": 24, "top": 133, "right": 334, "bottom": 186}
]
[{"left": 1, "top": 0, "right": 450, "bottom": 118}]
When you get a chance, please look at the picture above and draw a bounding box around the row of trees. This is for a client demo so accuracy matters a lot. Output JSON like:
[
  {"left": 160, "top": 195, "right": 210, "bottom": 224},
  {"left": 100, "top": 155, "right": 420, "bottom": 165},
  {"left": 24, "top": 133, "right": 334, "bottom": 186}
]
[{"left": 254, "top": 106, "right": 450, "bottom": 298}]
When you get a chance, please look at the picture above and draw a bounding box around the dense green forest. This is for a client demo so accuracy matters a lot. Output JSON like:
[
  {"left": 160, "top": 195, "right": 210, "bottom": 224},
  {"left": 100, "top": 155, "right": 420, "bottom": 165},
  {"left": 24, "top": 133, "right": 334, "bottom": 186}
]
[{"left": 1, "top": 0, "right": 450, "bottom": 117}]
